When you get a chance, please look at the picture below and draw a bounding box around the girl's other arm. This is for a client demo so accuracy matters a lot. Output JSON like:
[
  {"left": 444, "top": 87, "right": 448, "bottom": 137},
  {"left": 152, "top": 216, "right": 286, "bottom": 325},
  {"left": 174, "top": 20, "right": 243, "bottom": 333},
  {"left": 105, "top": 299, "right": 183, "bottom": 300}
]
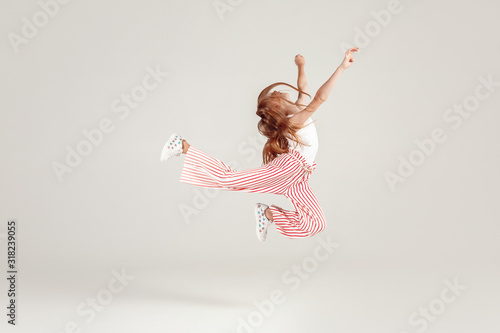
[{"left": 294, "top": 54, "right": 309, "bottom": 107}]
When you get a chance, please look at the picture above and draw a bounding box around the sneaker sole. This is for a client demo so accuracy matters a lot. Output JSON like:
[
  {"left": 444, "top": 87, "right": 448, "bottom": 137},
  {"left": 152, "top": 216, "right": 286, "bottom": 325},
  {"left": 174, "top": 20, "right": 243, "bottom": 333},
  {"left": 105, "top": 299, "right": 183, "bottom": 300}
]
[{"left": 255, "top": 203, "right": 268, "bottom": 242}]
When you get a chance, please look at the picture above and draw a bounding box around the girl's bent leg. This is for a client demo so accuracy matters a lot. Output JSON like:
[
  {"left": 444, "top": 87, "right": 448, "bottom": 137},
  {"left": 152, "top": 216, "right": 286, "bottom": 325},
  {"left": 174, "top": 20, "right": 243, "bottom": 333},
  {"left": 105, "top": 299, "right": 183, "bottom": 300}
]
[
  {"left": 264, "top": 208, "right": 274, "bottom": 221},
  {"left": 182, "top": 140, "right": 190, "bottom": 154},
  {"left": 269, "top": 181, "right": 326, "bottom": 239}
]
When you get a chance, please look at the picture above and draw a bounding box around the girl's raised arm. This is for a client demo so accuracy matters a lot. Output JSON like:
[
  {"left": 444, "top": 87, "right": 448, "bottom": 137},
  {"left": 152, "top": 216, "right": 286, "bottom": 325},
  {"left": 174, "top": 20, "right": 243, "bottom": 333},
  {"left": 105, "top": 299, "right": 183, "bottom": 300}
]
[{"left": 290, "top": 47, "right": 359, "bottom": 126}]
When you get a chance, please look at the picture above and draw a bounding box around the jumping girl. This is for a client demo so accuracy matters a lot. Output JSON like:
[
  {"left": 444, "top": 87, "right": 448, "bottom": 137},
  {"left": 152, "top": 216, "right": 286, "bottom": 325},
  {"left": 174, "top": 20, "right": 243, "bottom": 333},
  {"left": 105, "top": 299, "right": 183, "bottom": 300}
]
[{"left": 161, "top": 47, "right": 359, "bottom": 242}]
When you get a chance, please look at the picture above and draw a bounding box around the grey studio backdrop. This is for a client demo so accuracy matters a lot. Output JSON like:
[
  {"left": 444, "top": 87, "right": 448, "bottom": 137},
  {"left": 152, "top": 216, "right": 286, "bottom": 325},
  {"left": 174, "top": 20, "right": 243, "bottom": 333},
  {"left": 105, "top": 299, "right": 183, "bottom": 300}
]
[{"left": 1, "top": 0, "right": 499, "bottom": 332}]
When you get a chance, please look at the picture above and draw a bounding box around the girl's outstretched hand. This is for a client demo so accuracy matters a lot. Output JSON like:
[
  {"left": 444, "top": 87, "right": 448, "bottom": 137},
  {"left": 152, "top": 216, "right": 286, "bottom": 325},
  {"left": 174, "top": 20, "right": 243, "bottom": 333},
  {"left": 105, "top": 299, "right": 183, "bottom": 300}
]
[
  {"left": 295, "top": 54, "right": 305, "bottom": 67},
  {"left": 339, "top": 47, "right": 359, "bottom": 69}
]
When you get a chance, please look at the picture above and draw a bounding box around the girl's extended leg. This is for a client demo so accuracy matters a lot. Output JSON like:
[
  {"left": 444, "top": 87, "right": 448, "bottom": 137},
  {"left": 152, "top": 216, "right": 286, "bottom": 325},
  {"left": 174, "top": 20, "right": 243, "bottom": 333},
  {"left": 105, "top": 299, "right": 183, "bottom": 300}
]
[{"left": 179, "top": 145, "right": 304, "bottom": 195}]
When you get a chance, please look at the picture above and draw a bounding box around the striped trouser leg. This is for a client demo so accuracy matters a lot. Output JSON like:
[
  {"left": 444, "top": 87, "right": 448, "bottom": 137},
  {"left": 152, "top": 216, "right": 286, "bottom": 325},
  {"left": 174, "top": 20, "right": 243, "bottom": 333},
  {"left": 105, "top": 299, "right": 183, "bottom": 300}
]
[
  {"left": 179, "top": 145, "right": 326, "bottom": 239},
  {"left": 179, "top": 146, "right": 303, "bottom": 194},
  {"left": 269, "top": 181, "right": 327, "bottom": 239}
]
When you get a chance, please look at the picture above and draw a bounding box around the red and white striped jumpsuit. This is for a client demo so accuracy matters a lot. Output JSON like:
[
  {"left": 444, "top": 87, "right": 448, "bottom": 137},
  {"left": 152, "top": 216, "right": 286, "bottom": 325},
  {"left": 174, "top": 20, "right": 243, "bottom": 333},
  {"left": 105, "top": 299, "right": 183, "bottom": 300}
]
[{"left": 179, "top": 118, "right": 326, "bottom": 239}]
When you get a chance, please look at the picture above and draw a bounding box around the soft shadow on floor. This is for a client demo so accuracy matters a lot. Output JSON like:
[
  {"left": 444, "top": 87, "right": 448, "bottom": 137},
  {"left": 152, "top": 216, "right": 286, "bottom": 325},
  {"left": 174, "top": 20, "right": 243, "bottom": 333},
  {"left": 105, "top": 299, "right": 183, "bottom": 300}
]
[{"left": 126, "top": 285, "right": 250, "bottom": 308}]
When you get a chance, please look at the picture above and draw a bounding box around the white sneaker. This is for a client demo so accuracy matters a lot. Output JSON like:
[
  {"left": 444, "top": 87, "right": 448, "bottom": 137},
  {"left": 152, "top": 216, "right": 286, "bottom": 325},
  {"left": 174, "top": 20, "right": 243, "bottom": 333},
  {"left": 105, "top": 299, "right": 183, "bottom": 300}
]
[
  {"left": 255, "top": 203, "right": 273, "bottom": 242},
  {"left": 160, "top": 133, "right": 184, "bottom": 162}
]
